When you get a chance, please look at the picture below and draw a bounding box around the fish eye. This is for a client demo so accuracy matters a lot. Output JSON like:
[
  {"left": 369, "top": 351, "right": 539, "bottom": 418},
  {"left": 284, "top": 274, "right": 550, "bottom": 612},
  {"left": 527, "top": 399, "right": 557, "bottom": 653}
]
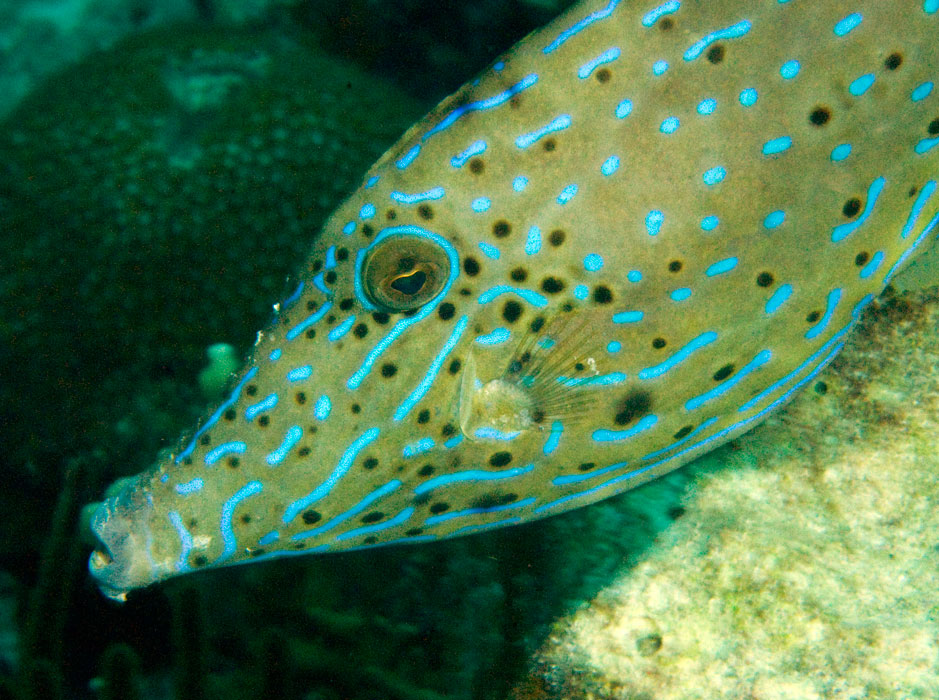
[{"left": 362, "top": 235, "right": 449, "bottom": 311}]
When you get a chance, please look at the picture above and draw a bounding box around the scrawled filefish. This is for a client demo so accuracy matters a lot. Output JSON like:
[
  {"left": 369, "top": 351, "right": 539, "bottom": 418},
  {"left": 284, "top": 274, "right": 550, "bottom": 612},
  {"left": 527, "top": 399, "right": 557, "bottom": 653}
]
[{"left": 88, "top": 0, "right": 939, "bottom": 600}]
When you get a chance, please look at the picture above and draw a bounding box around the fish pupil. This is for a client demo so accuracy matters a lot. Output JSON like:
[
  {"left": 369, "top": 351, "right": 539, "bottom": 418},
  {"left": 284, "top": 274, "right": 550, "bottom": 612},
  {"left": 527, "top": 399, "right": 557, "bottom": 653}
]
[{"left": 390, "top": 269, "right": 427, "bottom": 295}]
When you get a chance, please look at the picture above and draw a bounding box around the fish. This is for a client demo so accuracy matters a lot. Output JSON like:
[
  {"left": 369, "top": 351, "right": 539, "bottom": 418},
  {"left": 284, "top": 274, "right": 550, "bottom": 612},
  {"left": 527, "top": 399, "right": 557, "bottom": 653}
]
[{"left": 88, "top": 0, "right": 939, "bottom": 601}]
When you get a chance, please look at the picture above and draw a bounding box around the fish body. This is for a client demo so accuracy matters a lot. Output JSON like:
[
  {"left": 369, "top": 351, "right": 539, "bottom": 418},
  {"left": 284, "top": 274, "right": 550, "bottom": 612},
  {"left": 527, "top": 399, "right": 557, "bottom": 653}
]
[{"left": 89, "top": 0, "right": 939, "bottom": 600}]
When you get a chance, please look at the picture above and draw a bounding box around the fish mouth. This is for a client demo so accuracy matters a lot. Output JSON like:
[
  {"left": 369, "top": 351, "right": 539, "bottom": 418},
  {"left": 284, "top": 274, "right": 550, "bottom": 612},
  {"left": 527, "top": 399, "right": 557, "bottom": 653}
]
[{"left": 87, "top": 476, "right": 163, "bottom": 601}]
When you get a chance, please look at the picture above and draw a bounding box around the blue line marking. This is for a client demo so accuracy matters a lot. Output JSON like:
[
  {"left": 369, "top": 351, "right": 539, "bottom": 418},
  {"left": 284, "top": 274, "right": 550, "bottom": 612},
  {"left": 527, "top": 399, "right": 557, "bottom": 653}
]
[
  {"left": 525, "top": 225, "right": 542, "bottom": 255},
  {"left": 683, "top": 20, "right": 751, "bottom": 61},
  {"left": 701, "top": 215, "right": 719, "bottom": 231},
  {"left": 764, "top": 210, "right": 786, "bottom": 229},
  {"left": 394, "top": 316, "right": 468, "bottom": 421},
  {"left": 217, "top": 481, "right": 263, "bottom": 564},
  {"left": 660, "top": 116, "right": 679, "bottom": 134},
  {"left": 478, "top": 285, "right": 548, "bottom": 308},
  {"left": 885, "top": 208, "right": 939, "bottom": 284},
  {"left": 557, "top": 183, "right": 579, "bottom": 205},
  {"left": 697, "top": 98, "right": 717, "bottom": 115},
  {"left": 831, "top": 177, "right": 886, "bottom": 242},
  {"left": 765, "top": 283, "right": 793, "bottom": 314},
  {"left": 915, "top": 137, "right": 939, "bottom": 155},
  {"left": 543, "top": 421, "right": 563, "bottom": 455},
  {"left": 283, "top": 281, "right": 304, "bottom": 308},
  {"left": 901, "top": 181, "right": 937, "bottom": 239},
  {"left": 476, "top": 327, "right": 511, "bottom": 345},
  {"left": 601, "top": 155, "right": 620, "bottom": 176},
  {"left": 175, "top": 366, "right": 257, "bottom": 463},
  {"left": 645, "top": 209, "right": 664, "bottom": 236},
  {"left": 780, "top": 59, "right": 800, "bottom": 79},
  {"left": 642, "top": 1, "right": 680, "bottom": 27},
  {"left": 403, "top": 438, "right": 435, "bottom": 458},
  {"left": 424, "top": 74, "right": 539, "bottom": 139},
  {"left": 314, "top": 394, "right": 331, "bottom": 420},
  {"left": 592, "top": 414, "right": 658, "bottom": 443},
  {"left": 612, "top": 310, "right": 643, "bottom": 323},
  {"left": 584, "top": 253, "right": 604, "bottom": 271},
  {"left": 450, "top": 517, "right": 521, "bottom": 538},
  {"left": 324, "top": 246, "right": 337, "bottom": 270},
  {"left": 204, "top": 441, "right": 247, "bottom": 466},
  {"left": 859, "top": 251, "right": 884, "bottom": 279},
  {"left": 628, "top": 270, "right": 643, "bottom": 282},
  {"left": 473, "top": 197, "right": 492, "bottom": 214},
  {"left": 516, "top": 115, "right": 572, "bottom": 149},
  {"left": 762, "top": 136, "right": 792, "bottom": 156},
  {"left": 805, "top": 289, "right": 842, "bottom": 340},
  {"left": 269, "top": 348, "right": 282, "bottom": 362},
  {"left": 474, "top": 427, "right": 522, "bottom": 440},
  {"left": 282, "top": 428, "right": 380, "bottom": 524},
  {"left": 513, "top": 176, "right": 529, "bottom": 192},
  {"left": 831, "top": 143, "right": 852, "bottom": 162},
  {"left": 396, "top": 144, "right": 421, "bottom": 170},
  {"left": 833, "top": 12, "right": 863, "bottom": 36},
  {"left": 267, "top": 425, "right": 302, "bottom": 466},
  {"left": 640, "top": 416, "right": 718, "bottom": 462},
  {"left": 391, "top": 187, "right": 445, "bottom": 204},
  {"left": 670, "top": 288, "right": 692, "bottom": 302},
  {"left": 478, "top": 241, "right": 500, "bottom": 259},
  {"left": 286, "top": 302, "right": 333, "bottom": 341},
  {"left": 574, "top": 284, "right": 589, "bottom": 300},
  {"left": 927, "top": 0, "right": 939, "bottom": 14},
  {"left": 705, "top": 257, "right": 737, "bottom": 277},
  {"left": 425, "top": 498, "right": 537, "bottom": 526},
  {"left": 359, "top": 203, "right": 376, "bottom": 219},
  {"left": 652, "top": 60, "right": 669, "bottom": 76},
  {"left": 175, "top": 478, "right": 204, "bottom": 495},
  {"left": 444, "top": 434, "right": 464, "bottom": 449},
  {"left": 685, "top": 350, "right": 771, "bottom": 411},
  {"left": 365, "top": 175, "right": 379, "bottom": 188},
  {"left": 328, "top": 315, "right": 356, "bottom": 342},
  {"left": 258, "top": 531, "right": 279, "bottom": 546},
  {"left": 287, "top": 365, "right": 312, "bottom": 382},
  {"left": 615, "top": 99, "right": 633, "bottom": 118},
  {"left": 312, "top": 273, "right": 330, "bottom": 295},
  {"left": 553, "top": 461, "right": 629, "bottom": 486},
  {"left": 342, "top": 221, "right": 356, "bottom": 235},
  {"left": 558, "top": 372, "right": 626, "bottom": 387},
  {"left": 739, "top": 88, "right": 758, "bottom": 107},
  {"left": 849, "top": 73, "right": 875, "bottom": 96},
  {"left": 291, "top": 480, "right": 401, "bottom": 541},
  {"left": 911, "top": 81, "right": 934, "bottom": 102},
  {"left": 638, "top": 331, "right": 717, "bottom": 380},
  {"left": 578, "top": 47, "right": 621, "bottom": 79},
  {"left": 415, "top": 464, "right": 534, "bottom": 495},
  {"left": 543, "top": 0, "right": 621, "bottom": 54},
  {"left": 607, "top": 341, "right": 622, "bottom": 353},
  {"left": 451, "top": 140, "right": 487, "bottom": 168},
  {"left": 703, "top": 166, "right": 726, "bottom": 186},
  {"left": 168, "top": 512, "right": 193, "bottom": 573},
  {"left": 245, "top": 393, "right": 278, "bottom": 421},
  {"left": 337, "top": 506, "right": 415, "bottom": 541}
]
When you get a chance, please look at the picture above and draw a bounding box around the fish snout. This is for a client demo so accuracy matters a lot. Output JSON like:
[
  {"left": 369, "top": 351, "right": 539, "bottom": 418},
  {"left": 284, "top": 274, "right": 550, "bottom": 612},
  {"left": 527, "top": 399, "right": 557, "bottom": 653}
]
[{"left": 87, "top": 476, "right": 164, "bottom": 601}]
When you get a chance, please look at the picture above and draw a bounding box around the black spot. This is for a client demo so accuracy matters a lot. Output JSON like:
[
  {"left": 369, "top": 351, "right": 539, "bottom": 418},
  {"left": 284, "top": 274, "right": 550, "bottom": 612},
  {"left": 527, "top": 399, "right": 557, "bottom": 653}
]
[
  {"left": 305, "top": 329, "right": 316, "bottom": 339},
  {"left": 614, "top": 389, "right": 652, "bottom": 425},
  {"left": 325, "top": 271, "right": 337, "bottom": 284},
  {"left": 532, "top": 409, "right": 545, "bottom": 424},
  {"left": 224, "top": 408, "right": 236, "bottom": 421},
  {"left": 652, "top": 337, "right": 667, "bottom": 349},
  {"left": 493, "top": 220, "right": 511, "bottom": 238},
  {"left": 336, "top": 247, "right": 349, "bottom": 261},
  {"left": 381, "top": 363, "right": 398, "bottom": 377},
  {"left": 417, "top": 409, "right": 430, "bottom": 424},
  {"left": 503, "top": 300, "right": 523, "bottom": 323},
  {"left": 595, "top": 68, "right": 611, "bottom": 83},
  {"left": 302, "top": 510, "right": 321, "bottom": 525},
  {"left": 543, "top": 138, "right": 557, "bottom": 152},
  {"left": 855, "top": 251, "right": 870, "bottom": 266},
  {"left": 459, "top": 288, "right": 472, "bottom": 296},
  {"left": 530, "top": 316, "right": 545, "bottom": 332},
  {"left": 249, "top": 548, "right": 266, "bottom": 557},
  {"left": 469, "top": 158, "right": 485, "bottom": 174},
  {"left": 756, "top": 271, "right": 774, "bottom": 287},
  {"left": 405, "top": 528, "right": 424, "bottom": 537},
  {"left": 713, "top": 364, "right": 735, "bottom": 381},
  {"left": 471, "top": 492, "right": 519, "bottom": 509},
  {"left": 706, "top": 44, "right": 724, "bottom": 64},
  {"left": 418, "top": 464, "right": 435, "bottom": 477},
  {"left": 193, "top": 555, "right": 208, "bottom": 568},
  {"left": 489, "top": 451, "right": 512, "bottom": 467},
  {"left": 668, "top": 260, "right": 682, "bottom": 273},
  {"left": 361, "top": 512, "right": 384, "bottom": 524},
  {"left": 814, "top": 381, "right": 828, "bottom": 395},
  {"left": 673, "top": 425, "right": 693, "bottom": 440},
  {"left": 660, "top": 17, "right": 674, "bottom": 30},
  {"left": 363, "top": 537, "right": 377, "bottom": 545},
  {"left": 463, "top": 257, "right": 480, "bottom": 276},
  {"left": 842, "top": 198, "right": 862, "bottom": 217},
  {"left": 884, "top": 52, "right": 902, "bottom": 70},
  {"left": 417, "top": 204, "right": 434, "bottom": 220},
  {"left": 910, "top": 186, "right": 919, "bottom": 197},
  {"left": 441, "top": 423, "right": 456, "bottom": 437},
  {"left": 295, "top": 392, "right": 306, "bottom": 405},
  {"left": 510, "top": 267, "right": 528, "bottom": 282},
  {"left": 438, "top": 302, "right": 455, "bottom": 321},
  {"left": 576, "top": 462, "right": 596, "bottom": 472},
  {"left": 240, "top": 514, "right": 251, "bottom": 524},
  {"left": 353, "top": 323, "right": 368, "bottom": 338},
  {"left": 257, "top": 416, "right": 269, "bottom": 427},
  {"left": 593, "top": 285, "right": 613, "bottom": 304},
  {"left": 351, "top": 403, "right": 361, "bottom": 414},
  {"left": 227, "top": 457, "right": 239, "bottom": 468},
  {"left": 306, "top": 300, "right": 319, "bottom": 311},
  {"left": 448, "top": 359, "right": 462, "bottom": 375},
  {"left": 245, "top": 384, "right": 258, "bottom": 397},
  {"left": 310, "top": 260, "right": 323, "bottom": 273},
  {"left": 806, "top": 310, "right": 821, "bottom": 323},
  {"left": 183, "top": 457, "right": 193, "bottom": 466},
  {"left": 809, "top": 106, "right": 831, "bottom": 126},
  {"left": 298, "top": 446, "right": 311, "bottom": 457},
  {"left": 928, "top": 118, "right": 939, "bottom": 135},
  {"left": 326, "top": 315, "right": 337, "bottom": 325},
  {"left": 339, "top": 297, "right": 355, "bottom": 311},
  {"left": 541, "top": 276, "right": 565, "bottom": 294},
  {"left": 549, "top": 229, "right": 566, "bottom": 246},
  {"left": 363, "top": 456, "right": 378, "bottom": 470},
  {"left": 362, "top": 224, "right": 374, "bottom": 238},
  {"left": 372, "top": 311, "right": 390, "bottom": 325},
  {"left": 430, "top": 502, "right": 449, "bottom": 514},
  {"left": 386, "top": 209, "right": 397, "bottom": 221}
]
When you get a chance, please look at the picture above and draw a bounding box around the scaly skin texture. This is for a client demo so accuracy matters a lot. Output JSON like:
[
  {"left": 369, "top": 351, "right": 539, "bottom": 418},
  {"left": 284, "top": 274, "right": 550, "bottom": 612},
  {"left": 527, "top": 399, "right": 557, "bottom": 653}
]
[{"left": 89, "top": 0, "right": 939, "bottom": 600}]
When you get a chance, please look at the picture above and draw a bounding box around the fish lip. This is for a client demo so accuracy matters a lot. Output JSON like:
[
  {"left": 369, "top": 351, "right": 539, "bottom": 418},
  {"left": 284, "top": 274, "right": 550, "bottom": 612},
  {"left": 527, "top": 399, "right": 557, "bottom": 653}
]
[{"left": 86, "top": 476, "right": 161, "bottom": 602}]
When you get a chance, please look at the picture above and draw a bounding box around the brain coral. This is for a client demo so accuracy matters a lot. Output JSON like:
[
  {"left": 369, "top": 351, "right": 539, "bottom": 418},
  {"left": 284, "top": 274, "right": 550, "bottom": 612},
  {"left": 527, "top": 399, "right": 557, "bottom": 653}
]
[{"left": 0, "top": 24, "right": 424, "bottom": 491}]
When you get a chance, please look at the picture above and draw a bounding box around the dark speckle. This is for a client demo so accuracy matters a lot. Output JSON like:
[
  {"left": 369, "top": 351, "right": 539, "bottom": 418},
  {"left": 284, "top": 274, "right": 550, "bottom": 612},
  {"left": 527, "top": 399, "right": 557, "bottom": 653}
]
[
  {"left": 614, "top": 390, "right": 652, "bottom": 426},
  {"left": 668, "top": 260, "right": 682, "bottom": 273},
  {"left": 541, "top": 276, "right": 565, "bottom": 294},
  {"left": 503, "top": 300, "right": 522, "bottom": 323},
  {"left": 448, "top": 359, "right": 462, "bottom": 375},
  {"left": 418, "top": 204, "right": 434, "bottom": 220},
  {"left": 493, "top": 221, "right": 511, "bottom": 238},
  {"left": 438, "top": 302, "right": 455, "bottom": 321},
  {"left": 713, "top": 364, "right": 735, "bottom": 381},
  {"left": 855, "top": 251, "right": 870, "bottom": 266},
  {"left": 884, "top": 52, "right": 902, "bottom": 70},
  {"left": 756, "top": 271, "right": 774, "bottom": 287},
  {"left": 302, "top": 510, "right": 321, "bottom": 525},
  {"left": 363, "top": 456, "right": 378, "bottom": 470},
  {"left": 928, "top": 118, "right": 939, "bottom": 135},
  {"left": 543, "top": 138, "right": 557, "bottom": 152},
  {"left": 381, "top": 363, "right": 397, "bottom": 378},
  {"left": 361, "top": 512, "right": 384, "bottom": 524},
  {"left": 706, "top": 44, "right": 724, "bottom": 64},
  {"left": 809, "top": 106, "right": 831, "bottom": 126},
  {"left": 814, "top": 381, "right": 828, "bottom": 395},
  {"left": 806, "top": 310, "right": 821, "bottom": 323},
  {"left": 469, "top": 158, "right": 485, "bottom": 174},
  {"left": 417, "top": 409, "right": 430, "bottom": 424},
  {"left": 549, "top": 229, "right": 565, "bottom": 246},
  {"left": 595, "top": 68, "right": 611, "bottom": 83},
  {"left": 673, "top": 425, "right": 693, "bottom": 440},
  {"left": 652, "top": 337, "right": 667, "bottom": 349},
  {"left": 593, "top": 286, "right": 613, "bottom": 304},
  {"left": 489, "top": 451, "right": 512, "bottom": 467},
  {"left": 842, "top": 198, "right": 861, "bottom": 217},
  {"left": 464, "top": 257, "right": 480, "bottom": 276},
  {"left": 510, "top": 267, "right": 528, "bottom": 282}
]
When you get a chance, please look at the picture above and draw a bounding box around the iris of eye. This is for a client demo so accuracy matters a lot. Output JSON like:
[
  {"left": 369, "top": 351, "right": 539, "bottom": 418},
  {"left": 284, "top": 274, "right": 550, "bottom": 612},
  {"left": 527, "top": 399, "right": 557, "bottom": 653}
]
[{"left": 390, "top": 269, "right": 427, "bottom": 295}]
